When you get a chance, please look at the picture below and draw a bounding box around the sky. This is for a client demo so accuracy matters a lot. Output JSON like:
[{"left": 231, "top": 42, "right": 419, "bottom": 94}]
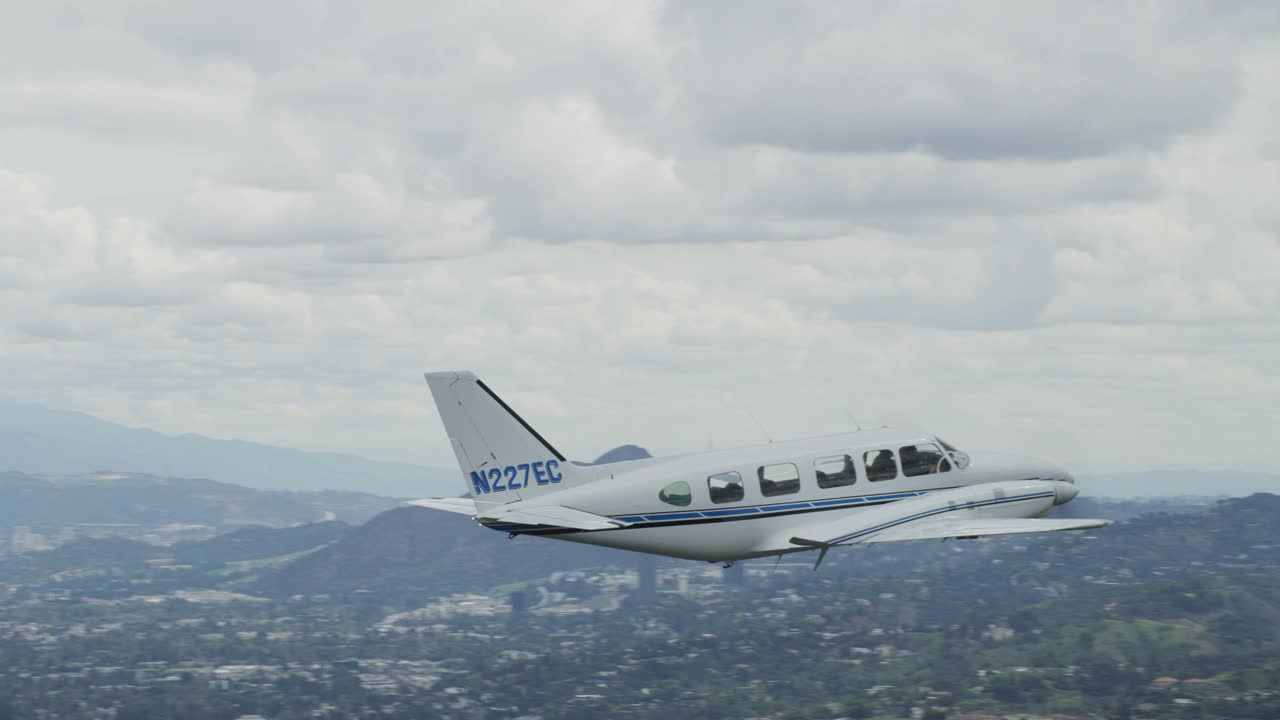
[{"left": 2, "top": 2, "right": 1278, "bottom": 475}]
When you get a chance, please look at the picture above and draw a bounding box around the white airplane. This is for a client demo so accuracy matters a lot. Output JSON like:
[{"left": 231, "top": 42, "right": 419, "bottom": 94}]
[{"left": 412, "top": 371, "right": 1110, "bottom": 568}]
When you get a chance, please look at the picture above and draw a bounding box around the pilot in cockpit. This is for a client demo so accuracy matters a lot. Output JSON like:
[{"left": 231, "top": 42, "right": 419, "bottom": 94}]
[{"left": 900, "top": 445, "right": 921, "bottom": 475}]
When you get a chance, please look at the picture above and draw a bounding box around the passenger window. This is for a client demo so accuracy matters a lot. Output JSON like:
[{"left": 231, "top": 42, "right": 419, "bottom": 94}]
[
  {"left": 864, "top": 449, "right": 897, "bottom": 482},
  {"left": 758, "top": 463, "right": 800, "bottom": 497},
  {"left": 658, "top": 480, "right": 692, "bottom": 507},
  {"left": 900, "top": 443, "right": 951, "bottom": 477},
  {"left": 707, "top": 471, "right": 745, "bottom": 504},
  {"left": 815, "top": 455, "right": 857, "bottom": 488}
]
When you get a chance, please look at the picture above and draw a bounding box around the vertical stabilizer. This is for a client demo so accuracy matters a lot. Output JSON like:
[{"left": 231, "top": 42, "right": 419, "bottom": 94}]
[{"left": 424, "top": 371, "right": 586, "bottom": 501}]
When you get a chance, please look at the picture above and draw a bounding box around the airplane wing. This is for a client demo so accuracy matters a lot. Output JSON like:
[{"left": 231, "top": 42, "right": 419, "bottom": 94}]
[
  {"left": 790, "top": 515, "right": 1110, "bottom": 549},
  {"left": 783, "top": 481, "right": 1112, "bottom": 567},
  {"left": 838, "top": 516, "right": 1111, "bottom": 544},
  {"left": 405, "top": 497, "right": 482, "bottom": 515},
  {"left": 476, "top": 505, "right": 629, "bottom": 531},
  {"left": 407, "top": 498, "right": 627, "bottom": 531}
]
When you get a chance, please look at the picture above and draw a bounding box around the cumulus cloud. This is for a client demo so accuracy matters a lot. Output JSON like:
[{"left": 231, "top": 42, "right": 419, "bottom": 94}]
[
  {"left": 172, "top": 174, "right": 492, "bottom": 259},
  {"left": 458, "top": 94, "right": 694, "bottom": 241},
  {"left": 0, "top": 2, "right": 1277, "bottom": 475},
  {"left": 671, "top": 3, "right": 1252, "bottom": 159}
]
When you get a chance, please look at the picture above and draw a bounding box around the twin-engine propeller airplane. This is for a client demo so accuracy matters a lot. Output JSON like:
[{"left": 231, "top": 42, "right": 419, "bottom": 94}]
[{"left": 412, "top": 371, "right": 1110, "bottom": 569}]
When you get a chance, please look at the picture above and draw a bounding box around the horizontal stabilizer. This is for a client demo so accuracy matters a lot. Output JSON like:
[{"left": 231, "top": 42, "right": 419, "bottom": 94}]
[
  {"left": 856, "top": 517, "right": 1112, "bottom": 544},
  {"left": 477, "top": 505, "right": 629, "bottom": 531},
  {"left": 405, "top": 497, "right": 483, "bottom": 515}
]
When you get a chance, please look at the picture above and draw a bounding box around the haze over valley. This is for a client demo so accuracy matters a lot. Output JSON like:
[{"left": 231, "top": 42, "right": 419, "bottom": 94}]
[
  {"left": 3, "top": 2, "right": 1279, "bottom": 719},
  {"left": 4, "top": 397, "right": 1278, "bottom": 503},
  {"left": 3, "top": 394, "right": 1280, "bottom": 719},
  {"left": 3, "top": 450, "right": 1280, "bottom": 719}
]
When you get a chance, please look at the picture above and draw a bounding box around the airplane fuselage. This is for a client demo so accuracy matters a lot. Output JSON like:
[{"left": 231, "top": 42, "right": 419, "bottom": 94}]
[
  {"left": 415, "top": 371, "right": 1104, "bottom": 566},
  {"left": 476, "top": 428, "right": 1076, "bottom": 562}
]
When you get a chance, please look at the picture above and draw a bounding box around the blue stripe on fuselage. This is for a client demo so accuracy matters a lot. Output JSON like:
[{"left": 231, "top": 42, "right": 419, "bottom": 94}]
[
  {"left": 622, "top": 488, "right": 931, "bottom": 522},
  {"left": 483, "top": 487, "right": 970, "bottom": 536},
  {"left": 644, "top": 511, "right": 702, "bottom": 521},
  {"left": 700, "top": 507, "right": 761, "bottom": 517}
]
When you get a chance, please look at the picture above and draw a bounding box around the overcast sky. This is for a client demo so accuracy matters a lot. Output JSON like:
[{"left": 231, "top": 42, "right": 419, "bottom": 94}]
[{"left": 2, "top": 2, "right": 1278, "bottom": 475}]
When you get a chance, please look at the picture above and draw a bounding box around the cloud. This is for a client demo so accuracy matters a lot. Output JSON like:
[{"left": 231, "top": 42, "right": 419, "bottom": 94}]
[
  {"left": 727, "top": 148, "right": 1156, "bottom": 229},
  {"left": 671, "top": 3, "right": 1252, "bottom": 159},
  {"left": 0, "top": 2, "right": 1278, "bottom": 477},
  {"left": 172, "top": 174, "right": 492, "bottom": 259},
  {"left": 458, "top": 94, "right": 694, "bottom": 241}
]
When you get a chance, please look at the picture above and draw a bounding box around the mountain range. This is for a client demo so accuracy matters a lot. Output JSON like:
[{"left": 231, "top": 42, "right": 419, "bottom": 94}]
[
  {"left": 0, "top": 470, "right": 400, "bottom": 529},
  {"left": 0, "top": 398, "right": 458, "bottom": 497},
  {"left": 6, "top": 487, "right": 1280, "bottom": 611},
  {"left": 244, "top": 490, "right": 1280, "bottom": 606},
  {"left": 1076, "top": 468, "right": 1280, "bottom": 498},
  {"left": 3, "top": 397, "right": 1279, "bottom": 500},
  {"left": 251, "top": 506, "right": 630, "bottom": 602}
]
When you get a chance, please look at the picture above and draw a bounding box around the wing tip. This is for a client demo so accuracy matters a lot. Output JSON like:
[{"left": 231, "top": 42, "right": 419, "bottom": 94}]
[{"left": 1074, "top": 518, "right": 1114, "bottom": 529}]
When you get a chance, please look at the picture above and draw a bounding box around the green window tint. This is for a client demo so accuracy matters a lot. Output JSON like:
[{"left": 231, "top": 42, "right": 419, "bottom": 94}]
[{"left": 659, "top": 480, "right": 693, "bottom": 507}]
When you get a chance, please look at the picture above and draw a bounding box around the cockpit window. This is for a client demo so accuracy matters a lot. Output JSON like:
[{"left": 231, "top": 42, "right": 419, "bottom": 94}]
[
  {"left": 815, "top": 455, "right": 857, "bottom": 488},
  {"left": 758, "top": 463, "right": 800, "bottom": 497},
  {"left": 900, "top": 443, "right": 951, "bottom": 476},
  {"left": 934, "top": 437, "right": 970, "bottom": 469},
  {"left": 658, "top": 481, "right": 692, "bottom": 507},
  {"left": 864, "top": 449, "right": 897, "bottom": 482},
  {"left": 707, "top": 471, "right": 745, "bottom": 504}
]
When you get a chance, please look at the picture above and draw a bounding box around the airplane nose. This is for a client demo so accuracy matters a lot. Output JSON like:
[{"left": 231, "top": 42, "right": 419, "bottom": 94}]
[{"left": 1053, "top": 481, "right": 1079, "bottom": 505}]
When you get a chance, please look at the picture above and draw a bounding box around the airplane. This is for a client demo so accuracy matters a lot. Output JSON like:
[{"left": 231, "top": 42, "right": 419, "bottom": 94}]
[{"left": 411, "top": 371, "right": 1110, "bottom": 569}]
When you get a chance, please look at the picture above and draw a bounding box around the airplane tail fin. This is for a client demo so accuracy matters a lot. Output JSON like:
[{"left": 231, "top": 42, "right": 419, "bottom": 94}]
[{"left": 424, "top": 371, "right": 587, "bottom": 501}]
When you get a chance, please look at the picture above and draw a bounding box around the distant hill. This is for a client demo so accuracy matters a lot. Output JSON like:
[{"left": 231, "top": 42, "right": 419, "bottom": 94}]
[
  {"left": 0, "top": 471, "right": 400, "bottom": 528},
  {"left": 1, "top": 536, "right": 165, "bottom": 581},
  {"left": 5, "top": 396, "right": 1276, "bottom": 501},
  {"left": 1053, "top": 492, "right": 1280, "bottom": 562},
  {"left": 9, "top": 489, "right": 1280, "bottom": 612},
  {"left": 0, "top": 520, "right": 353, "bottom": 588},
  {"left": 257, "top": 492, "right": 1280, "bottom": 605},
  {"left": 1077, "top": 469, "right": 1280, "bottom": 498},
  {"left": 169, "top": 521, "right": 351, "bottom": 566},
  {"left": 254, "top": 506, "right": 639, "bottom": 602},
  {"left": 0, "top": 398, "right": 458, "bottom": 497},
  {"left": 592, "top": 445, "right": 652, "bottom": 464},
  {"left": 1049, "top": 494, "right": 1219, "bottom": 521}
]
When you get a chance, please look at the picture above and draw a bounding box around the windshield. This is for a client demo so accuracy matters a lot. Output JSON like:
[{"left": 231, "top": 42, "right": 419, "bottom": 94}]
[{"left": 935, "top": 437, "right": 970, "bottom": 469}]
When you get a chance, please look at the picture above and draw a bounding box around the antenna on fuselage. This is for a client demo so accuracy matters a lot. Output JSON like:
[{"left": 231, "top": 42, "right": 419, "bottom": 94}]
[
  {"left": 844, "top": 410, "right": 862, "bottom": 432},
  {"left": 747, "top": 410, "right": 774, "bottom": 444}
]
